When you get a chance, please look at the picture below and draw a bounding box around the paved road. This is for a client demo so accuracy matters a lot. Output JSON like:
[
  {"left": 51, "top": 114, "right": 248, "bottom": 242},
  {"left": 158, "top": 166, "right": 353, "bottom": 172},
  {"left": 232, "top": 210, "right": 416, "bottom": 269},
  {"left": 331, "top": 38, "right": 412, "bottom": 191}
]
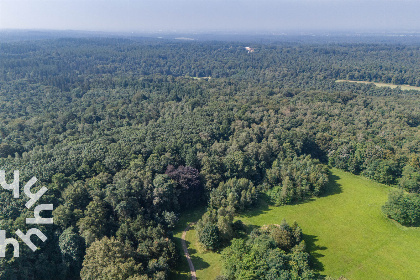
[{"left": 181, "top": 223, "right": 197, "bottom": 280}]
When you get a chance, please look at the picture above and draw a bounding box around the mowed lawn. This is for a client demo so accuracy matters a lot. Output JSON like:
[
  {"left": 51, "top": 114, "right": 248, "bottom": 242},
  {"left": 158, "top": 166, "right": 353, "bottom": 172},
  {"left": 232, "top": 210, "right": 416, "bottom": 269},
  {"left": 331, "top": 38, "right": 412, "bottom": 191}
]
[
  {"left": 172, "top": 168, "right": 420, "bottom": 279},
  {"left": 241, "top": 168, "right": 420, "bottom": 279}
]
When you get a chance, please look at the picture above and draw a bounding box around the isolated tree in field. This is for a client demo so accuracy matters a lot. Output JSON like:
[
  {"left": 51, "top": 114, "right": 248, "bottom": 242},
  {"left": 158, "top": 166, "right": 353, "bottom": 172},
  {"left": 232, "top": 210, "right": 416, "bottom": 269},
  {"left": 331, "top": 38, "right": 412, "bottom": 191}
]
[
  {"left": 196, "top": 210, "right": 221, "bottom": 250},
  {"left": 197, "top": 222, "right": 220, "bottom": 251}
]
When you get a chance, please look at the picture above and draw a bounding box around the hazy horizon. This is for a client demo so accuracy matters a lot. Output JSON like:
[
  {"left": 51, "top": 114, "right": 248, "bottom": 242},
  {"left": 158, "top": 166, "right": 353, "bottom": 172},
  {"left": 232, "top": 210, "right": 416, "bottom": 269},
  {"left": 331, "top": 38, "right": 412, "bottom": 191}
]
[{"left": 1, "top": 0, "right": 420, "bottom": 33}]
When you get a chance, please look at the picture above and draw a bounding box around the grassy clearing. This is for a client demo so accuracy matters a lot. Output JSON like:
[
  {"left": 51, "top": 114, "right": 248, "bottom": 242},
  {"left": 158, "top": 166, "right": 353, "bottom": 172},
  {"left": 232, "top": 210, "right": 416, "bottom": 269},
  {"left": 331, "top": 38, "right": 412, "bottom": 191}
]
[
  {"left": 174, "top": 168, "right": 420, "bottom": 280},
  {"left": 171, "top": 206, "right": 221, "bottom": 280},
  {"left": 183, "top": 226, "right": 222, "bottom": 278},
  {"left": 241, "top": 169, "right": 420, "bottom": 279},
  {"left": 170, "top": 207, "right": 205, "bottom": 280},
  {"left": 336, "top": 79, "right": 420, "bottom": 91},
  {"left": 186, "top": 76, "right": 212, "bottom": 80}
]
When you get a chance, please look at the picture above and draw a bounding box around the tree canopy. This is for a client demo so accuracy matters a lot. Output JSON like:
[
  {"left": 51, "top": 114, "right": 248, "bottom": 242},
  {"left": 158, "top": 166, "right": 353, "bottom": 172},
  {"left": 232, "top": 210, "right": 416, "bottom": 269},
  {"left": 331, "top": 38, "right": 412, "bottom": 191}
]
[{"left": 0, "top": 37, "right": 419, "bottom": 279}]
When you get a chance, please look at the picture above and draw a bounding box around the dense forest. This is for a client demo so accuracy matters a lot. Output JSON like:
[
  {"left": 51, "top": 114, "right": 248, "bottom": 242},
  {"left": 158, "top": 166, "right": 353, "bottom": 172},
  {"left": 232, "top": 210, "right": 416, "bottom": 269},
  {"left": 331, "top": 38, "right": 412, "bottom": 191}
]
[{"left": 0, "top": 37, "right": 419, "bottom": 279}]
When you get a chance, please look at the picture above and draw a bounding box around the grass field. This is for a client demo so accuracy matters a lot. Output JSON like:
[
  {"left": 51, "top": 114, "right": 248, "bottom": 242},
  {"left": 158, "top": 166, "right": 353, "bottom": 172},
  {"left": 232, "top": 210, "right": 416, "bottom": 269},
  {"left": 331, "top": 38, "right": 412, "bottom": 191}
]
[
  {"left": 172, "top": 168, "right": 420, "bottom": 280},
  {"left": 335, "top": 79, "right": 420, "bottom": 91}
]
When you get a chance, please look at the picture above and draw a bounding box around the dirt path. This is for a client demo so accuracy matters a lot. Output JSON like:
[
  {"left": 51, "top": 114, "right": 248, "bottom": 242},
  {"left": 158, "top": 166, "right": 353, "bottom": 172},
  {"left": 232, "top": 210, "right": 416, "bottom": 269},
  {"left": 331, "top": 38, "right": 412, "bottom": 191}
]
[{"left": 181, "top": 223, "right": 197, "bottom": 280}]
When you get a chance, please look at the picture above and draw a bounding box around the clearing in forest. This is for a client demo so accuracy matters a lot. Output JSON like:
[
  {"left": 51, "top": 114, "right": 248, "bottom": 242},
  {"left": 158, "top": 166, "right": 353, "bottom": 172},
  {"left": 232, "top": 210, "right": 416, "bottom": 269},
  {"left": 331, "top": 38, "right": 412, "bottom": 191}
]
[
  {"left": 173, "top": 169, "right": 420, "bottom": 279},
  {"left": 336, "top": 79, "right": 420, "bottom": 91}
]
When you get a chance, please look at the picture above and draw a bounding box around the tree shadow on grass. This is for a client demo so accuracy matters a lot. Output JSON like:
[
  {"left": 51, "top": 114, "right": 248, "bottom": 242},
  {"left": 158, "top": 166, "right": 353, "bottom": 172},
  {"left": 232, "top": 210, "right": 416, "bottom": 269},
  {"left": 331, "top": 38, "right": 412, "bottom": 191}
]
[
  {"left": 319, "top": 171, "right": 342, "bottom": 198},
  {"left": 174, "top": 206, "right": 207, "bottom": 234},
  {"left": 241, "top": 223, "right": 260, "bottom": 236},
  {"left": 289, "top": 196, "right": 317, "bottom": 206},
  {"left": 185, "top": 239, "right": 211, "bottom": 278},
  {"left": 287, "top": 171, "right": 342, "bottom": 206},
  {"left": 412, "top": 220, "right": 420, "bottom": 228},
  {"left": 172, "top": 236, "right": 191, "bottom": 277},
  {"left": 185, "top": 239, "right": 197, "bottom": 255},
  {"left": 240, "top": 171, "right": 342, "bottom": 218},
  {"left": 171, "top": 236, "right": 210, "bottom": 278},
  {"left": 240, "top": 193, "right": 271, "bottom": 218},
  {"left": 190, "top": 255, "right": 210, "bottom": 271},
  {"left": 303, "top": 233, "right": 327, "bottom": 273}
]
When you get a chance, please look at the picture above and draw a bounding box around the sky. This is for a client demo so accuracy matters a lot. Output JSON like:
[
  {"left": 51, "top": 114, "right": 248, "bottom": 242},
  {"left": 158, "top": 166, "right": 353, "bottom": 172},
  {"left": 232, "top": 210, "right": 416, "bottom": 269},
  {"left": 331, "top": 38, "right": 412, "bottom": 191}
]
[{"left": 1, "top": 0, "right": 420, "bottom": 33}]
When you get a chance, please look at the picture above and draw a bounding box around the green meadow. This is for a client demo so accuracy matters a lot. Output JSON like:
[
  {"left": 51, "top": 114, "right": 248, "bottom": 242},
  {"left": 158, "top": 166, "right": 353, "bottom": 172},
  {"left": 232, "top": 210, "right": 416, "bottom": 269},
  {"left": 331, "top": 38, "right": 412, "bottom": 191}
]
[
  {"left": 335, "top": 79, "right": 420, "bottom": 91},
  {"left": 172, "top": 168, "right": 420, "bottom": 280}
]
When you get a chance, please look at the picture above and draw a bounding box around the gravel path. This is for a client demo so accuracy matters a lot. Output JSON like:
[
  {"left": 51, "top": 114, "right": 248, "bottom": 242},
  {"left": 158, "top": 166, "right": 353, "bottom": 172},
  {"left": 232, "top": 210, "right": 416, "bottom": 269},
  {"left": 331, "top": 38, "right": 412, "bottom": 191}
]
[{"left": 181, "top": 223, "right": 197, "bottom": 280}]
